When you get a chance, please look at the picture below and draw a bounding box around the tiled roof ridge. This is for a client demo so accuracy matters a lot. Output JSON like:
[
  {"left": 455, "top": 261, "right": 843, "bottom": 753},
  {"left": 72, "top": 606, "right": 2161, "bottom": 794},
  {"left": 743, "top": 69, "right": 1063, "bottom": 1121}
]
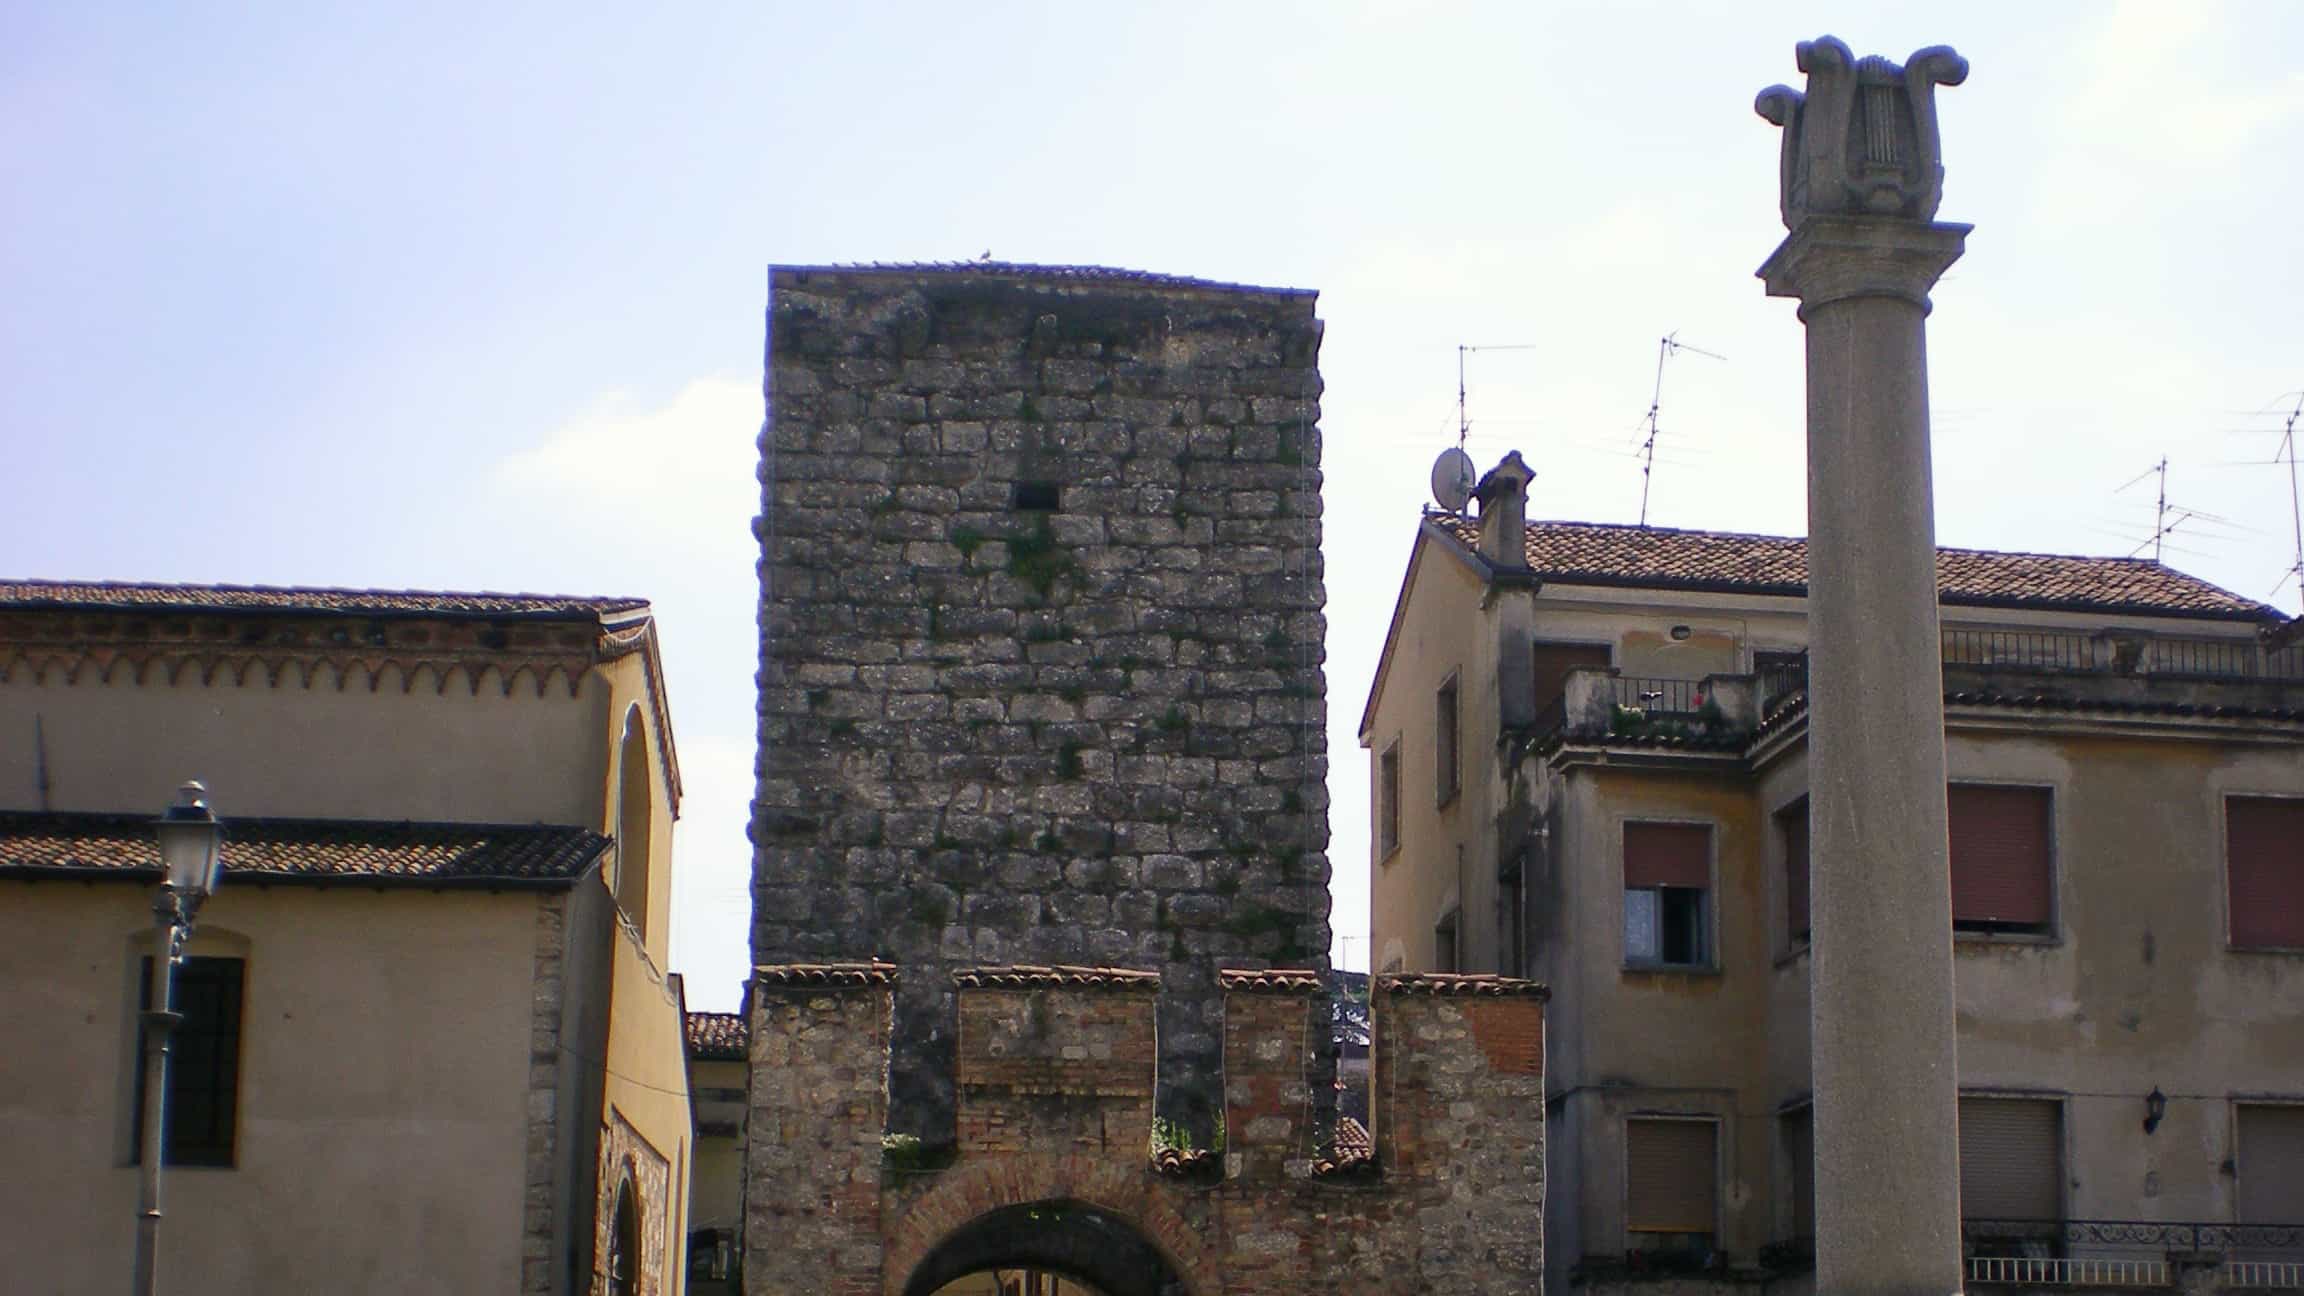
[
  {"left": 684, "top": 1011, "right": 749, "bottom": 1060},
  {"left": 954, "top": 964, "right": 1160, "bottom": 990},
  {"left": 1312, "top": 1115, "right": 1379, "bottom": 1178},
  {"left": 1377, "top": 972, "right": 1552, "bottom": 999},
  {"left": 774, "top": 260, "right": 1316, "bottom": 297},
  {"left": 0, "top": 578, "right": 649, "bottom": 618},
  {"left": 753, "top": 962, "right": 899, "bottom": 988},
  {"left": 1148, "top": 1145, "right": 1220, "bottom": 1178},
  {"left": 0, "top": 812, "right": 608, "bottom": 884},
  {"left": 1216, "top": 967, "right": 1326, "bottom": 994},
  {"left": 1423, "top": 513, "right": 2283, "bottom": 621}
]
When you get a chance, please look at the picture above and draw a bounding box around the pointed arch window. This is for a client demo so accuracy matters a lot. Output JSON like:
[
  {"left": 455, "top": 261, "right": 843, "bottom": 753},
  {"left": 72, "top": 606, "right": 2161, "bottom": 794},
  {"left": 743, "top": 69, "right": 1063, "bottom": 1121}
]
[{"left": 615, "top": 707, "right": 654, "bottom": 933}]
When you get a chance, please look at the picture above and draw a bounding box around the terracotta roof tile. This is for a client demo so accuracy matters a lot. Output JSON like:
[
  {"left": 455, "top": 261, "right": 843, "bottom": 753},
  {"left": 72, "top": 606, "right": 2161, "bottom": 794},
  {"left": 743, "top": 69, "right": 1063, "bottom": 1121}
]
[
  {"left": 0, "top": 580, "right": 647, "bottom": 620},
  {"left": 685, "top": 1012, "right": 748, "bottom": 1061},
  {"left": 954, "top": 964, "right": 1160, "bottom": 990},
  {"left": 1377, "top": 972, "right": 1552, "bottom": 999},
  {"left": 1218, "top": 968, "right": 1326, "bottom": 994},
  {"left": 753, "top": 962, "right": 898, "bottom": 988},
  {"left": 1312, "top": 1116, "right": 1379, "bottom": 1177},
  {"left": 1148, "top": 1144, "right": 1220, "bottom": 1178},
  {"left": 1432, "top": 516, "right": 2281, "bottom": 622},
  {"left": 773, "top": 261, "right": 1315, "bottom": 297},
  {"left": 0, "top": 813, "right": 608, "bottom": 886}
]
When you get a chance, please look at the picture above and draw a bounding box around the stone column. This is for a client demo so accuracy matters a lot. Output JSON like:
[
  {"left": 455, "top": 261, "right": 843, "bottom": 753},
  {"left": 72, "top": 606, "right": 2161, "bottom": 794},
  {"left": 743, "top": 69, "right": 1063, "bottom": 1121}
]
[{"left": 1756, "top": 37, "right": 1971, "bottom": 1296}]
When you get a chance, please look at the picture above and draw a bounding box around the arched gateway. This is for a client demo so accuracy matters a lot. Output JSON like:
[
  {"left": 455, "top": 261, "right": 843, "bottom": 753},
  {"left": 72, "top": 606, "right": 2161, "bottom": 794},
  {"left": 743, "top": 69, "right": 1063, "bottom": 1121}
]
[
  {"left": 743, "top": 963, "right": 1549, "bottom": 1295},
  {"left": 902, "top": 1200, "right": 1190, "bottom": 1296}
]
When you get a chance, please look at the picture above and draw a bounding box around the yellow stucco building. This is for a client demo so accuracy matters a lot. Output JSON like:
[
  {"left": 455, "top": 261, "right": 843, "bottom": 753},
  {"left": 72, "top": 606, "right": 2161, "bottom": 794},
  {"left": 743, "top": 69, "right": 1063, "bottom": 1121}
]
[
  {"left": 0, "top": 580, "right": 693, "bottom": 1296},
  {"left": 1362, "top": 478, "right": 2304, "bottom": 1295}
]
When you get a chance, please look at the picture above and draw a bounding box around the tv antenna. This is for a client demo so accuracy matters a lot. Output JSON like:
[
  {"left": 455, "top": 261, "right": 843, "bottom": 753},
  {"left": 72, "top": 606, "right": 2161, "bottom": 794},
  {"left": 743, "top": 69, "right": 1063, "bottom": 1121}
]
[
  {"left": 1636, "top": 331, "right": 1726, "bottom": 527},
  {"left": 1456, "top": 343, "right": 1539, "bottom": 450},
  {"left": 2116, "top": 457, "right": 2181, "bottom": 562},
  {"left": 2273, "top": 391, "right": 2304, "bottom": 608}
]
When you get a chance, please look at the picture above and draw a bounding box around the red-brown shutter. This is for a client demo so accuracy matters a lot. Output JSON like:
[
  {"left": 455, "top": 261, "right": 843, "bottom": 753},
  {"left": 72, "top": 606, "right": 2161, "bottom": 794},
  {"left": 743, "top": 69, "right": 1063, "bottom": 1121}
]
[
  {"left": 1958, "top": 1097, "right": 2062, "bottom": 1220},
  {"left": 1948, "top": 785, "right": 2052, "bottom": 926},
  {"left": 1781, "top": 800, "right": 1811, "bottom": 943},
  {"left": 2228, "top": 798, "right": 2304, "bottom": 949},
  {"left": 1627, "top": 1118, "right": 1719, "bottom": 1234},
  {"left": 1625, "top": 823, "right": 1710, "bottom": 889},
  {"left": 1532, "top": 642, "right": 1611, "bottom": 711}
]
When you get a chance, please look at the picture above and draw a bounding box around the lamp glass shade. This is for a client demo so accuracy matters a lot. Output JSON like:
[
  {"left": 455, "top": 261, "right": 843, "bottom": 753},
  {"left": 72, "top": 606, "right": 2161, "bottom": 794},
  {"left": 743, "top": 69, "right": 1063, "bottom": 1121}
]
[{"left": 156, "top": 781, "right": 225, "bottom": 896}]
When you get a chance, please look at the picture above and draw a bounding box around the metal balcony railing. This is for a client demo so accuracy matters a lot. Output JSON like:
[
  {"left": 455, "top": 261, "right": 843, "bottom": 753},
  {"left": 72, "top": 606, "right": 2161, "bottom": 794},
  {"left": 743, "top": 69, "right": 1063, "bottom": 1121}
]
[
  {"left": 1967, "top": 1256, "right": 2172, "bottom": 1287},
  {"left": 1964, "top": 1218, "right": 2304, "bottom": 1254}
]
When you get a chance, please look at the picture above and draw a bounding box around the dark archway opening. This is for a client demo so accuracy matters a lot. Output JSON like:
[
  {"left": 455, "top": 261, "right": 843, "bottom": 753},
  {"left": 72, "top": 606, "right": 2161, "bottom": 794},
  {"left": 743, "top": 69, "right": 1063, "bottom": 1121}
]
[{"left": 904, "top": 1200, "right": 1191, "bottom": 1296}]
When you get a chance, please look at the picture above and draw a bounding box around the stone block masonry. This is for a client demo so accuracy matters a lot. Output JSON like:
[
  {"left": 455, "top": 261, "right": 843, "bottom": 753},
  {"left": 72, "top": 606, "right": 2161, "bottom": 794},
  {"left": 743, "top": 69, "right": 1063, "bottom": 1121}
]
[
  {"left": 743, "top": 964, "right": 1548, "bottom": 1296},
  {"left": 754, "top": 263, "right": 1332, "bottom": 1141}
]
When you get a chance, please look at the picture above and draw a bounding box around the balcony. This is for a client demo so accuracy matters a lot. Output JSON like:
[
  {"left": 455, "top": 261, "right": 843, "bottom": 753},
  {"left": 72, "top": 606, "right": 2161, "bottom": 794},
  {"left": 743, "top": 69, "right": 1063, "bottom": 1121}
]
[
  {"left": 1536, "top": 630, "right": 2304, "bottom": 758},
  {"left": 1963, "top": 1219, "right": 2304, "bottom": 1291}
]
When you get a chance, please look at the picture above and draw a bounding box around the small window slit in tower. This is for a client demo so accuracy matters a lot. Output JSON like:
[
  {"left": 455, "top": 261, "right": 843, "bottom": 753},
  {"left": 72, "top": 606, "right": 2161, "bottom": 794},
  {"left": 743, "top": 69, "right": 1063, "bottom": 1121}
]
[{"left": 1012, "top": 480, "right": 1061, "bottom": 512}]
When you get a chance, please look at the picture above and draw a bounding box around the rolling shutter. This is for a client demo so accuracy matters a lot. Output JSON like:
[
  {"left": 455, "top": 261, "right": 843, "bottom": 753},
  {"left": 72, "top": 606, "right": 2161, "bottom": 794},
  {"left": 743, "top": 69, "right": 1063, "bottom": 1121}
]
[
  {"left": 2227, "top": 798, "right": 2304, "bottom": 949},
  {"left": 1627, "top": 1118, "right": 1719, "bottom": 1234},
  {"left": 1781, "top": 800, "right": 1811, "bottom": 943},
  {"left": 2238, "top": 1105, "right": 2304, "bottom": 1226},
  {"left": 1949, "top": 786, "right": 2053, "bottom": 927},
  {"left": 1625, "top": 823, "right": 1710, "bottom": 889},
  {"left": 1958, "top": 1097, "right": 2061, "bottom": 1221}
]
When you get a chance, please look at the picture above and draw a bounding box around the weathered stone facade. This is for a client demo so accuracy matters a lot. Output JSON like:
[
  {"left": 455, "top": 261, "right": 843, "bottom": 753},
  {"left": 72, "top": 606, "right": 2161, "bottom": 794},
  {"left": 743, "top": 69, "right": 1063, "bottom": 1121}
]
[
  {"left": 754, "top": 264, "right": 1332, "bottom": 1138},
  {"left": 594, "top": 1106, "right": 673, "bottom": 1296},
  {"left": 743, "top": 964, "right": 1548, "bottom": 1296}
]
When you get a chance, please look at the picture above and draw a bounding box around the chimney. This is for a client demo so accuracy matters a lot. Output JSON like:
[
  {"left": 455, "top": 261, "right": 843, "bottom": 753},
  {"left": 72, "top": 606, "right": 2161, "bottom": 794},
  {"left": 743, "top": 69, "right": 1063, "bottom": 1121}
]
[{"left": 1473, "top": 450, "right": 1534, "bottom": 569}]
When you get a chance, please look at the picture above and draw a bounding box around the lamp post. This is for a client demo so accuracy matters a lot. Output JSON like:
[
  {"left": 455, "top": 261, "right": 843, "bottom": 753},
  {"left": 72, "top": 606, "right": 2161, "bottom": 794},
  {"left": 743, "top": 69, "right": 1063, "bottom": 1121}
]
[{"left": 131, "top": 781, "right": 225, "bottom": 1296}]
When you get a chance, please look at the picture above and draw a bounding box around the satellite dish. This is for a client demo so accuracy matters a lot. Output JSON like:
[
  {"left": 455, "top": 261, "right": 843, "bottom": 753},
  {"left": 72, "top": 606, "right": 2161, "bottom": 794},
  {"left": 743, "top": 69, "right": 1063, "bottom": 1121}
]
[{"left": 1430, "top": 447, "right": 1476, "bottom": 512}]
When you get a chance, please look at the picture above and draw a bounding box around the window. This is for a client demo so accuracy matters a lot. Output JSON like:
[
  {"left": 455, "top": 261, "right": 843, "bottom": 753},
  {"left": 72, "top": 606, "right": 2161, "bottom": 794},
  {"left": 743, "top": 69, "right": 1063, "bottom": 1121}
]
[
  {"left": 1624, "top": 822, "right": 1710, "bottom": 967},
  {"left": 1948, "top": 785, "right": 2053, "bottom": 936},
  {"left": 1626, "top": 1117, "right": 1718, "bottom": 1258},
  {"left": 1780, "top": 798, "right": 1810, "bottom": 950},
  {"left": 1435, "top": 674, "right": 1460, "bottom": 807},
  {"left": 1433, "top": 908, "right": 1460, "bottom": 974},
  {"left": 616, "top": 708, "right": 654, "bottom": 932},
  {"left": 1957, "top": 1096, "right": 2062, "bottom": 1232},
  {"left": 1780, "top": 1105, "right": 1814, "bottom": 1243},
  {"left": 1377, "top": 741, "right": 1401, "bottom": 860},
  {"left": 134, "top": 955, "right": 244, "bottom": 1167},
  {"left": 2237, "top": 1104, "right": 2304, "bottom": 1227},
  {"left": 607, "top": 1175, "right": 639, "bottom": 1294},
  {"left": 2226, "top": 797, "right": 2304, "bottom": 949}
]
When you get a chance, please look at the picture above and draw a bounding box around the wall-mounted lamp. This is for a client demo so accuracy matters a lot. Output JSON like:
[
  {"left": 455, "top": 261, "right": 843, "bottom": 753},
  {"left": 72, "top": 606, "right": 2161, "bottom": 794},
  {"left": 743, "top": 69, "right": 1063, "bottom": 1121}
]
[{"left": 2143, "top": 1086, "right": 2166, "bottom": 1135}]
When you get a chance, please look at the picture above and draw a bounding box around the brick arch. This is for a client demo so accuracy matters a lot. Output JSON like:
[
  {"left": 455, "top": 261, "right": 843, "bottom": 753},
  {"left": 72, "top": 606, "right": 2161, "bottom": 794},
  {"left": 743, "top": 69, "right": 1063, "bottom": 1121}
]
[{"left": 882, "top": 1154, "right": 1215, "bottom": 1296}]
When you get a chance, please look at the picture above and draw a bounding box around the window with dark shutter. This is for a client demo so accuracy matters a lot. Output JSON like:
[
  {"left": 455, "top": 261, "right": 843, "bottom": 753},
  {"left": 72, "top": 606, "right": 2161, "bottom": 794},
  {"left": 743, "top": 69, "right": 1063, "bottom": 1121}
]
[
  {"left": 1957, "top": 1096, "right": 2061, "bottom": 1226},
  {"left": 1436, "top": 675, "right": 1460, "bottom": 807},
  {"left": 2227, "top": 797, "right": 2304, "bottom": 950},
  {"left": 1780, "top": 799, "right": 1811, "bottom": 950},
  {"left": 1627, "top": 1117, "right": 1719, "bottom": 1253},
  {"left": 1949, "top": 785, "right": 2053, "bottom": 935},
  {"left": 1782, "top": 1106, "right": 1814, "bottom": 1244},
  {"left": 1377, "top": 741, "right": 1401, "bottom": 860},
  {"left": 2237, "top": 1104, "right": 2304, "bottom": 1226},
  {"left": 134, "top": 955, "right": 244, "bottom": 1167},
  {"left": 1532, "top": 642, "right": 1611, "bottom": 715},
  {"left": 1625, "top": 822, "right": 1711, "bottom": 967}
]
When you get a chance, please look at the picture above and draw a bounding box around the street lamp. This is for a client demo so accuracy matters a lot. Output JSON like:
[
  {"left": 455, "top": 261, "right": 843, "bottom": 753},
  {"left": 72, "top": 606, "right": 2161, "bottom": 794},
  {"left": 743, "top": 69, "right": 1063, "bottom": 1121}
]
[{"left": 132, "top": 781, "right": 225, "bottom": 1296}]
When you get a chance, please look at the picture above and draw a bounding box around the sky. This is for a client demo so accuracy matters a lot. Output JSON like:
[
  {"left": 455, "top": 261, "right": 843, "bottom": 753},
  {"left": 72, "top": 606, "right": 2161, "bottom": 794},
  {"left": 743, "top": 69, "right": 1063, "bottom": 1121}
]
[{"left": 5, "top": 2, "right": 2300, "bottom": 1008}]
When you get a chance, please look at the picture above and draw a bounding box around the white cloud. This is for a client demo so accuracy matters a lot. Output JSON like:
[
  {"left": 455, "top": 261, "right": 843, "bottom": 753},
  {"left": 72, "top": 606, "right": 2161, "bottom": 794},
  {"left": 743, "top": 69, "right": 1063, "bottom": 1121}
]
[{"left": 494, "top": 376, "right": 761, "bottom": 550}]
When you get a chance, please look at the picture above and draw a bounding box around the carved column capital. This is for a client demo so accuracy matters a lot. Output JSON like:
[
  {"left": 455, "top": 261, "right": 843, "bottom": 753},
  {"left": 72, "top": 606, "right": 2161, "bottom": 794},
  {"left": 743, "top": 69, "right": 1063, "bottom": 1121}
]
[{"left": 1758, "top": 215, "right": 1970, "bottom": 318}]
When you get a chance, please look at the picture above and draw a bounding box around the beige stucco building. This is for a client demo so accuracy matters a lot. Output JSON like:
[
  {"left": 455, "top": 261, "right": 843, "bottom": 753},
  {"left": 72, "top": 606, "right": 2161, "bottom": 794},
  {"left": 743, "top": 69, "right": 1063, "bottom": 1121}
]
[
  {"left": 1361, "top": 479, "right": 2304, "bottom": 1294},
  {"left": 0, "top": 580, "right": 693, "bottom": 1296}
]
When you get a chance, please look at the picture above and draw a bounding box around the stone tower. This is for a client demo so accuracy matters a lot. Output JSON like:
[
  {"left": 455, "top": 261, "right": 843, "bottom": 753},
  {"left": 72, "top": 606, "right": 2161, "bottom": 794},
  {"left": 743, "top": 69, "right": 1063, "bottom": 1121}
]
[{"left": 753, "top": 263, "right": 1331, "bottom": 1139}]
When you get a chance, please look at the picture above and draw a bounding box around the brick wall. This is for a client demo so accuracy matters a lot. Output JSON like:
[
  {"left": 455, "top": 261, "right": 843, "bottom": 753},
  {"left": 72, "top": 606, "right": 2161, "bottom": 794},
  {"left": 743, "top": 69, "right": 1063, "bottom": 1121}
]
[
  {"left": 747, "top": 963, "right": 1546, "bottom": 1295},
  {"left": 754, "top": 263, "right": 1332, "bottom": 1140}
]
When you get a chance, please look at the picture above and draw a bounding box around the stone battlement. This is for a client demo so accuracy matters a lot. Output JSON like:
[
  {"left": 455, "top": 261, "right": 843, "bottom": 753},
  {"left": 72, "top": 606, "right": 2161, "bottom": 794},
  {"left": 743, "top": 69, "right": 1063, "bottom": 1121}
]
[{"left": 744, "top": 963, "right": 1548, "bottom": 1295}]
